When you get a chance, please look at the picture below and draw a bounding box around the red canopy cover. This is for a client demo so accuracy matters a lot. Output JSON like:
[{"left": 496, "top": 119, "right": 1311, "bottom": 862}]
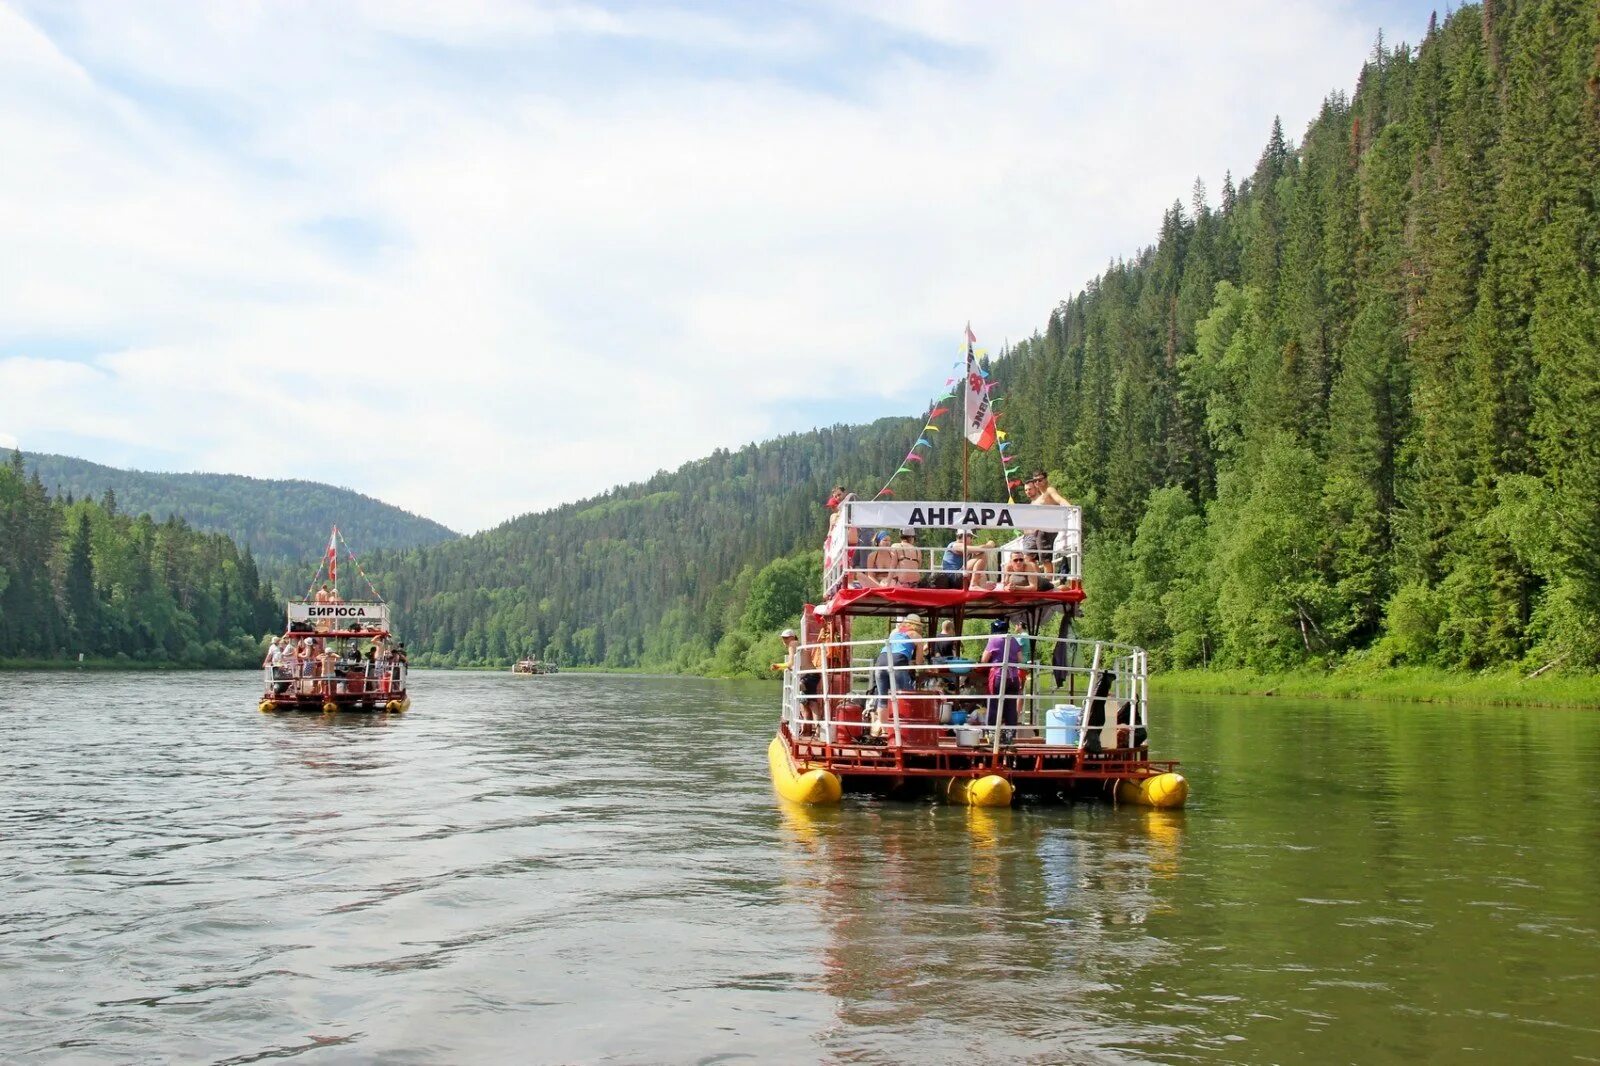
[{"left": 819, "top": 584, "right": 1084, "bottom": 617}]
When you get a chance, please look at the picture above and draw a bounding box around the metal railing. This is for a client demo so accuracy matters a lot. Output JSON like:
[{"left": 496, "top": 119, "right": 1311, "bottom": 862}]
[
  {"left": 261, "top": 662, "right": 408, "bottom": 699},
  {"left": 780, "top": 632, "right": 1147, "bottom": 756},
  {"left": 823, "top": 522, "right": 1082, "bottom": 599}
]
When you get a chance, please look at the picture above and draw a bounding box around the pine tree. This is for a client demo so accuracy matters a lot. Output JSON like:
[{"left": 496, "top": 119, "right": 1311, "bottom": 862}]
[{"left": 65, "top": 510, "right": 99, "bottom": 652}]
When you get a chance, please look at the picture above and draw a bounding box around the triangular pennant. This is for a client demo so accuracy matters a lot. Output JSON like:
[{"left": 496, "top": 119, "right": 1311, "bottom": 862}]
[
  {"left": 928, "top": 406, "right": 949, "bottom": 418},
  {"left": 907, "top": 453, "right": 923, "bottom": 463},
  {"left": 914, "top": 437, "right": 930, "bottom": 448}
]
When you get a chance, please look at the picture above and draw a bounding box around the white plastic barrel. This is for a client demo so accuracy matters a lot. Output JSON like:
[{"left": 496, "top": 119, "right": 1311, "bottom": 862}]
[{"left": 1045, "top": 704, "right": 1082, "bottom": 747}]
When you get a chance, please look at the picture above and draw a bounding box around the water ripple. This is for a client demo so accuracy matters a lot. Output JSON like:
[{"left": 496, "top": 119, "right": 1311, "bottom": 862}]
[{"left": 1, "top": 673, "right": 1597, "bottom": 1062}]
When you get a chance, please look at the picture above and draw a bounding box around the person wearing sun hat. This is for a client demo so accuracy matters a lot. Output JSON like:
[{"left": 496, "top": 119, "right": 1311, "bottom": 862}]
[
  {"left": 939, "top": 527, "right": 994, "bottom": 589},
  {"left": 773, "top": 627, "right": 821, "bottom": 731},
  {"left": 869, "top": 613, "right": 925, "bottom": 718}
]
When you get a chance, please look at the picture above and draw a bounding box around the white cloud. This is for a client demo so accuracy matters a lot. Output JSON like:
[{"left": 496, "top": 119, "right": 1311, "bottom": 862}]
[{"left": 0, "top": 1, "right": 1428, "bottom": 531}]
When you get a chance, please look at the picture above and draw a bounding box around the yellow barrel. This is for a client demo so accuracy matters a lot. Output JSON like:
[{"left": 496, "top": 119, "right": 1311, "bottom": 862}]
[
  {"left": 1115, "top": 772, "right": 1189, "bottom": 809},
  {"left": 321, "top": 701, "right": 339, "bottom": 714},
  {"left": 944, "top": 774, "right": 1014, "bottom": 807},
  {"left": 258, "top": 700, "right": 276, "bottom": 714},
  {"left": 768, "top": 735, "right": 842, "bottom": 805},
  {"left": 385, "top": 698, "right": 408, "bottom": 713}
]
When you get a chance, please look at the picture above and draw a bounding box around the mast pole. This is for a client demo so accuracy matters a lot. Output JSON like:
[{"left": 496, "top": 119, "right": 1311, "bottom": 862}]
[{"left": 961, "top": 323, "right": 971, "bottom": 502}]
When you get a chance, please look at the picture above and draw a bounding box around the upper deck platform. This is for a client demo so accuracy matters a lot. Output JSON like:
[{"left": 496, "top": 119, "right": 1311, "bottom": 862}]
[{"left": 822, "top": 499, "right": 1084, "bottom": 618}]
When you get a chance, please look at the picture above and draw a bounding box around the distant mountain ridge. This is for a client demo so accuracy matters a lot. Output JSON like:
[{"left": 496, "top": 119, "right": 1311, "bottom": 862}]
[{"left": 21, "top": 452, "right": 459, "bottom": 567}]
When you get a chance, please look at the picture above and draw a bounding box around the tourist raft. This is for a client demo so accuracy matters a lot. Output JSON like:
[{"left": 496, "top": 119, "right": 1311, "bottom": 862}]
[
  {"left": 768, "top": 498, "right": 1186, "bottom": 808},
  {"left": 768, "top": 326, "right": 1184, "bottom": 808},
  {"left": 257, "top": 527, "right": 410, "bottom": 714}
]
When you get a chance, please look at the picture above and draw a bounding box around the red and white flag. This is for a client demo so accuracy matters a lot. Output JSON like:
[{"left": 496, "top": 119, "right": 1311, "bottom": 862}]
[
  {"left": 962, "top": 326, "right": 996, "bottom": 450},
  {"left": 327, "top": 527, "right": 338, "bottom": 587}
]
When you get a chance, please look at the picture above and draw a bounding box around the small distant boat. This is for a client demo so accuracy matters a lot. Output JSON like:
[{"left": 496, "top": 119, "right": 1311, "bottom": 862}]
[
  {"left": 512, "top": 658, "right": 558, "bottom": 675},
  {"left": 258, "top": 527, "right": 410, "bottom": 714}
]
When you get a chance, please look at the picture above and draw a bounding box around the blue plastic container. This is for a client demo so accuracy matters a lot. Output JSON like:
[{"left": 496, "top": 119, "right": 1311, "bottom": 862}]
[
  {"left": 1045, "top": 705, "right": 1082, "bottom": 747},
  {"left": 950, "top": 709, "right": 969, "bottom": 726}
]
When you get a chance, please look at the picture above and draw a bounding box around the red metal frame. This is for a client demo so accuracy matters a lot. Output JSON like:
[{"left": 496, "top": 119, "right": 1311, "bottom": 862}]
[
  {"left": 778, "top": 721, "right": 1178, "bottom": 787},
  {"left": 820, "top": 584, "right": 1084, "bottom": 618}
]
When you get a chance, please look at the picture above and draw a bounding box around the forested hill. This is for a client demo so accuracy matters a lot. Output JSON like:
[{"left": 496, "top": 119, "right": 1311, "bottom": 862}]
[
  {"left": 385, "top": 0, "right": 1598, "bottom": 677},
  {"left": 1, "top": 452, "right": 280, "bottom": 665},
  {"left": 22, "top": 453, "right": 458, "bottom": 566},
  {"left": 367, "top": 419, "right": 929, "bottom": 671}
]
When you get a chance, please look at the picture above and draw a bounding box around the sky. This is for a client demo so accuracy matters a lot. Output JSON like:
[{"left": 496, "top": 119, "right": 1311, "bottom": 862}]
[{"left": 0, "top": 0, "right": 1438, "bottom": 532}]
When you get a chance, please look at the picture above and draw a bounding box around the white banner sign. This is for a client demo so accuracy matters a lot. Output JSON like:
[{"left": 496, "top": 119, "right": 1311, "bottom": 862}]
[
  {"left": 845, "top": 500, "right": 1079, "bottom": 533},
  {"left": 287, "top": 602, "right": 389, "bottom": 625}
]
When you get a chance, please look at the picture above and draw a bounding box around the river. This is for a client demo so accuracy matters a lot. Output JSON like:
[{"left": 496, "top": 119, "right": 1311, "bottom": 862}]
[{"left": 1, "top": 671, "right": 1595, "bottom": 1063}]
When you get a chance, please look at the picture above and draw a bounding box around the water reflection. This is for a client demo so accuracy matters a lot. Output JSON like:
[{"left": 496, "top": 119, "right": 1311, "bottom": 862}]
[
  {"left": 775, "top": 796, "right": 1191, "bottom": 1059},
  {"left": 266, "top": 710, "right": 403, "bottom": 778}
]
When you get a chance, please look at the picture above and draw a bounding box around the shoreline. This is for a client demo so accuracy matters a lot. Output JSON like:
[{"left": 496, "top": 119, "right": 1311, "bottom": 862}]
[
  {"left": 0, "top": 658, "right": 254, "bottom": 672},
  {"left": 1156, "top": 666, "right": 1600, "bottom": 709},
  {"left": 8, "top": 659, "right": 1597, "bottom": 709}
]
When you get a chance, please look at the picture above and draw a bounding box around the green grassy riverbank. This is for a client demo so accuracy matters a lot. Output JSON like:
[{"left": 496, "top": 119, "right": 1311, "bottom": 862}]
[{"left": 1155, "top": 667, "right": 1600, "bottom": 709}]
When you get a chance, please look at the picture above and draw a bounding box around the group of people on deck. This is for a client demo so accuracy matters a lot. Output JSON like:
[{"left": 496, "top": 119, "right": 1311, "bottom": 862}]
[
  {"left": 778, "top": 612, "right": 1030, "bottom": 744},
  {"left": 827, "top": 469, "right": 1072, "bottom": 592},
  {"left": 263, "top": 634, "right": 406, "bottom": 697}
]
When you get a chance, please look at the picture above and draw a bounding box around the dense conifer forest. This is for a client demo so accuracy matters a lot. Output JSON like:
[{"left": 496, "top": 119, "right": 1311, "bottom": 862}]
[
  {"left": 370, "top": 1, "right": 1599, "bottom": 677},
  {"left": 20, "top": 452, "right": 458, "bottom": 581},
  {"left": 0, "top": 452, "right": 281, "bottom": 665},
  {"left": 5, "top": 2, "right": 1596, "bottom": 682}
]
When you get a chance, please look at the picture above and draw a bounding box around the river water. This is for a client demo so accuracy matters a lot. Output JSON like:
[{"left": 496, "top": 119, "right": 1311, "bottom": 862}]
[{"left": 1, "top": 671, "right": 1595, "bottom": 1063}]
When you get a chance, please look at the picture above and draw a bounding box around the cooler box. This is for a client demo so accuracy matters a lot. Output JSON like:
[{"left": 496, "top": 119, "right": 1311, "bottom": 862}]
[
  {"left": 1045, "top": 704, "right": 1082, "bottom": 747},
  {"left": 823, "top": 702, "right": 864, "bottom": 744}
]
